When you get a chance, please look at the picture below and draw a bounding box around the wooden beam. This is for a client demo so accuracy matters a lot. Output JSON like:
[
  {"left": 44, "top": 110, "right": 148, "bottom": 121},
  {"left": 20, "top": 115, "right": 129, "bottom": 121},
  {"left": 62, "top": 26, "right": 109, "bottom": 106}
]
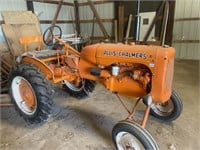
[
  {"left": 26, "top": 0, "right": 35, "bottom": 13},
  {"left": 91, "top": 36, "right": 114, "bottom": 40},
  {"left": 51, "top": 0, "right": 63, "bottom": 26},
  {"left": 118, "top": 4, "right": 124, "bottom": 42},
  {"left": 79, "top": 0, "right": 114, "bottom": 6},
  {"left": 32, "top": 0, "right": 113, "bottom": 9},
  {"left": 46, "top": 0, "right": 63, "bottom": 43},
  {"left": 33, "top": 0, "right": 74, "bottom": 6},
  {"left": 0, "top": 94, "right": 11, "bottom": 104},
  {"left": 39, "top": 18, "right": 114, "bottom": 24},
  {"left": 90, "top": 15, "right": 96, "bottom": 43},
  {"left": 165, "top": 0, "right": 175, "bottom": 46},
  {"left": 114, "top": 19, "right": 118, "bottom": 43},
  {"left": 125, "top": 14, "right": 133, "bottom": 43},
  {"left": 1, "top": 67, "right": 9, "bottom": 75},
  {"left": 87, "top": 0, "right": 109, "bottom": 39},
  {"left": 0, "top": 20, "right": 4, "bottom": 24},
  {"left": 1, "top": 58, "right": 12, "bottom": 69},
  {"left": 160, "top": 1, "right": 169, "bottom": 45},
  {"left": 74, "top": 0, "right": 81, "bottom": 36},
  {"left": 80, "top": 18, "right": 114, "bottom": 23},
  {"left": 173, "top": 40, "right": 200, "bottom": 43},
  {"left": 175, "top": 17, "right": 200, "bottom": 21},
  {"left": 40, "top": 20, "right": 73, "bottom": 24}
]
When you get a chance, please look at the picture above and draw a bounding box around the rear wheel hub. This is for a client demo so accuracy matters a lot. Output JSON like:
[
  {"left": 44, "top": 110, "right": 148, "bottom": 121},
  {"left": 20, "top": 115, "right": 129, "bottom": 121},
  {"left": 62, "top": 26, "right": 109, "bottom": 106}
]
[{"left": 12, "top": 76, "right": 37, "bottom": 115}]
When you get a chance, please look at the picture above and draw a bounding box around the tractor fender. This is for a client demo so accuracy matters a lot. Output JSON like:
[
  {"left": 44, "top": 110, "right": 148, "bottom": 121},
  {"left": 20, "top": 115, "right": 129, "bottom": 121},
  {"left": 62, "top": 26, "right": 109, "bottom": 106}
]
[{"left": 17, "top": 55, "right": 54, "bottom": 80}]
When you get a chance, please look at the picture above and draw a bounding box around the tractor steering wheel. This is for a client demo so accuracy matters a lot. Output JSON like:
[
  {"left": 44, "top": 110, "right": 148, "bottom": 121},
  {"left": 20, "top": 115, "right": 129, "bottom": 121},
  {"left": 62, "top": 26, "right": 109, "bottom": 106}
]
[{"left": 43, "top": 25, "right": 62, "bottom": 46}]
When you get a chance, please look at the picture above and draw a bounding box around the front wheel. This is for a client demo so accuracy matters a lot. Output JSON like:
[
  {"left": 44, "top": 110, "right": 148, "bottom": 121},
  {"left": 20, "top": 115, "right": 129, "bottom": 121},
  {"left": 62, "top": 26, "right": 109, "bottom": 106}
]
[
  {"left": 9, "top": 64, "right": 53, "bottom": 124},
  {"left": 112, "top": 120, "right": 159, "bottom": 150},
  {"left": 150, "top": 90, "right": 183, "bottom": 122}
]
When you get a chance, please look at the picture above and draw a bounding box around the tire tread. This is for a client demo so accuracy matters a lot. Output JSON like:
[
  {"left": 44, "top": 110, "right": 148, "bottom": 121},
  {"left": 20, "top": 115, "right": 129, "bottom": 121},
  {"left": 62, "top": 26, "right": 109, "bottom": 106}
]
[{"left": 9, "top": 63, "right": 53, "bottom": 124}]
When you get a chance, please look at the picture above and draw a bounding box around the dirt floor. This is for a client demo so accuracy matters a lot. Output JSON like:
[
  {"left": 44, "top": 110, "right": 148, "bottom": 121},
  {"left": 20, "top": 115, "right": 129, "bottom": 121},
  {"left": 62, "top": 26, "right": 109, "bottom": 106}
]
[{"left": 0, "top": 60, "right": 199, "bottom": 150}]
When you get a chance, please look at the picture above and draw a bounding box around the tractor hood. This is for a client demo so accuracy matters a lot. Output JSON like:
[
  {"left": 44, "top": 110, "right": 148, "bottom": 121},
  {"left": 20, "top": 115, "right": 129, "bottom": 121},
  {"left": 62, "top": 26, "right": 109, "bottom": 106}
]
[
  {"left": 80, "top": 42, "right": 175, "bottom": 102},
  {"left": 80, "top": 42, "right": 174, "bottom": 67}
]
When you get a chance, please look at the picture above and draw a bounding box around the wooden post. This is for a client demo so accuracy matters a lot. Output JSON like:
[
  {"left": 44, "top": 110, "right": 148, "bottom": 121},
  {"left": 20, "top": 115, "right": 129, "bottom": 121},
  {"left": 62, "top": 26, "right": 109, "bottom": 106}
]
[
  {"left": 118, "top": 4, "right": 124, "bottom": 42},
  {"left": 114, "top": 19, "right": 118, "bottom": 43},
  {"left": 87, "top": 0, "right": 109, "bottom": 39},
  {"left": 51, "top": 0, "right": 63, "bottom": 26},
  {"left": 165, "top": 0, "right": 176, "bottom": 46},
  {"left": 125, "top": 14, "right": 133, "bottom": 43},
  {"left": 74, "top": 0, "right": 81, "bottom": 36},
  {"left": 0, "top": 94, "right": 13, "bottom": 107},
  {"left": 46, "top": 0, "right": 63, "bottom": 43},
  {"left": 26, "top": 0, "right": 34, "bottom": 13},
  {"left": 161, "top": 1, "right": 169, "bottom": 45},
  {"left": 91, "top": 15, "right": 96, "bottom": 43}
]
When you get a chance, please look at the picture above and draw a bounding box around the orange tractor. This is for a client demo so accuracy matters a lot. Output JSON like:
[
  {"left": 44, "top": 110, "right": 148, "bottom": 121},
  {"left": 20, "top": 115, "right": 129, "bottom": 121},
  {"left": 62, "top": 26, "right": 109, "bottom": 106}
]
[{"left": 9, "top": 26, "right": 182, "bottom": 150}]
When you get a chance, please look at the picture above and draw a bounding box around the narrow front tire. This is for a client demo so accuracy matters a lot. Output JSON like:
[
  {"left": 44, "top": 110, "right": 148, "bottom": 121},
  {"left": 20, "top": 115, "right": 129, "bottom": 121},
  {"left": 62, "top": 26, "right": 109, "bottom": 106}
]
[
  {"left": 112, "top": 120, "right": 159, "bottom": 150},
  {"left": 150, "top": 90, "right": 183, "bottom": 122}
]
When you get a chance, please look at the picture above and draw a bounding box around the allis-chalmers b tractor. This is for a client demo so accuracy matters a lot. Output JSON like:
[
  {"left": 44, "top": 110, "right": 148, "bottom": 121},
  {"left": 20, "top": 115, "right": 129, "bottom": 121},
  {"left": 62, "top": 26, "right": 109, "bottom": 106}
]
[{"left": 9, "top": 26, "right": 183, "bottom": 150}]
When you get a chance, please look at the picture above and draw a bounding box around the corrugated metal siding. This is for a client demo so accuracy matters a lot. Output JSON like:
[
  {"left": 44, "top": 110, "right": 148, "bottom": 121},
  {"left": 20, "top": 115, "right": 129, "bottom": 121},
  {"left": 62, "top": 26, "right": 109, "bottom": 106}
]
[
  {"left": 0, "top": 0, "right": 114, "bottom": 42},
  {"left": 173, "top": 0, "right": 200, "bottom": 60},
  {"left": 0, "top": 0, "right": 75, "bottom": 42},
  {"left": 0, "top": 0, "right": 27, "bottom": 41},
  {"left": 33, "top": 2, "right": 75, "bottom": 34},
  {"left": 78, "top": 1, "right": 114, "bottom": 38}
]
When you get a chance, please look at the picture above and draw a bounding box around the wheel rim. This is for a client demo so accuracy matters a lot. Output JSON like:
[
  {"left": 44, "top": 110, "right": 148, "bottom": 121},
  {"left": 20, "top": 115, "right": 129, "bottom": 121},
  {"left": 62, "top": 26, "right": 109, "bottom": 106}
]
[
  {"left": 151, "top": 99, "right": 174, "bottom": 116},
  {"left": 116, "top": 131, "right": 145, "bottom": 150},
  {"left": 64, "top": 80, "right": 84, "bottom": 92},
  {"left": 11, "top": 76, "right": 37, "bottom": 115}
]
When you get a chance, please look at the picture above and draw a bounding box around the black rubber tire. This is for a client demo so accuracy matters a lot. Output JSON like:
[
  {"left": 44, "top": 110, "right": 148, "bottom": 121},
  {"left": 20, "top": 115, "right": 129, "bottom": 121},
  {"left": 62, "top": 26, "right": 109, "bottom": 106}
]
[
  {"left": 43, "top": 25, "right": 62, "bottom": 46},
  {"left": 63, "top": 79, "right": 95, "bottom": 99},
  {"left": 9, "top": 64, "right": 53, "bottom": 124},
  {"left": 150, "top": 90, "right": 183, "bottom": 122},
  {"left": 112, "top": 120, "right": 159, "bottom": 150}
]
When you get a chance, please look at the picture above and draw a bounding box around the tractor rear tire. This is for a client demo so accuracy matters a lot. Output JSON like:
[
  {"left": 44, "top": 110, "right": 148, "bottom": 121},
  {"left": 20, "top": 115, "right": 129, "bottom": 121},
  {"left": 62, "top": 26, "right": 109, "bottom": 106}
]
[
  {"left": 64, "top": 79, "right": 95, "bottom": 99},
  {"left": 112, "top": 120, "right": 159, "bottom": 150},
  {"left": 9, "top": 64, "right": 53, "bottom": 124},
  {"left": 150, "top": 90, "right": 183, "bottom": 122}
]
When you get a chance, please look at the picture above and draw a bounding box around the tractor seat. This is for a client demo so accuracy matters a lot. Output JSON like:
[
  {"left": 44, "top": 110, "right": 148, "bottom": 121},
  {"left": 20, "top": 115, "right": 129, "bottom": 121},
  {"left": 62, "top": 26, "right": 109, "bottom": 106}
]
[
  {"left": 18, "top": 35, "right": 65, "bottom": 60},
  {"left": 19, "top": 35, "right": 43, "bottom": 52}
]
